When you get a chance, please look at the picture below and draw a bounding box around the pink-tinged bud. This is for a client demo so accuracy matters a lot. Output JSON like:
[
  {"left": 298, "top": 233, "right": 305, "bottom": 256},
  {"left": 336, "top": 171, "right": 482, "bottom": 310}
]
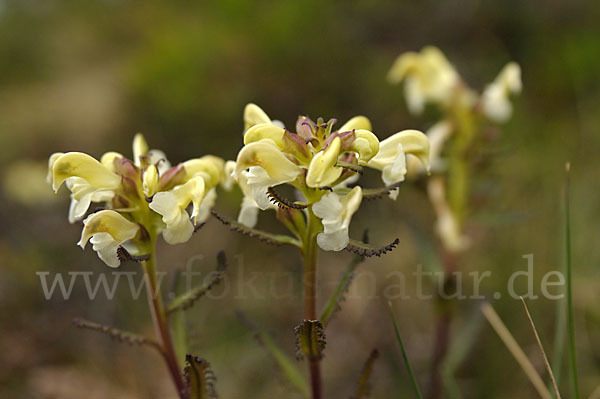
[
  {"left": 323, "top": 130, "right": 356, "bottom": 152},
  {"left": 113, "top": 158, "right": 140, "bottom": 181},
  {"left": 157, "top": 164, "right": 186, "bottom": 192},
  {"left": 296, "top": 116, "right": 316, "bottom": 141},
  {"left": 282, "top": 130, "right": 311, "bottom": 163}
]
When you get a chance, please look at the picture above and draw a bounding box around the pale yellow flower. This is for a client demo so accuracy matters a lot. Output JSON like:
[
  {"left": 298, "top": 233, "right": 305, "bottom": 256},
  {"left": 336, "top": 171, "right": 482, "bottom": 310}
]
[
  {"left": 78, "top": 210, "right": 140, "bottom": 267},
  {"left": 388, "top": 46, "right": 460, "bottom": 114},
  {"left": 368, "top": 129, "right": 430, "bottom": 187},
  {"left": 481, "top": 62, "right": 522, "bottom": 122}
]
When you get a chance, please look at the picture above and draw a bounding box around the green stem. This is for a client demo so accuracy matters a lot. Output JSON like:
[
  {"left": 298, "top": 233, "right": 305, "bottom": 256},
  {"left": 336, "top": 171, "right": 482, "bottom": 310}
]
[
  {"left": 303, "top": 208, "right": 322, "bottom": 399},
  {"left": 143, "top": 240, "right": 189, "bottom": 399}
]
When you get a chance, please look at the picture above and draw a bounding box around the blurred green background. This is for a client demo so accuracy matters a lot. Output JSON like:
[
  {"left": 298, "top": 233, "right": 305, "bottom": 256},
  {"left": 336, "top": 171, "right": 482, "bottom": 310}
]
[{"left": 1, "top": 0, "right": 599, "bottom": 398}]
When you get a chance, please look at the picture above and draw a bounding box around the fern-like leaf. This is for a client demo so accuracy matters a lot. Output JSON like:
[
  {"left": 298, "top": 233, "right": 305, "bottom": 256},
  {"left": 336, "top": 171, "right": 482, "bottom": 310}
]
[
  {"left": 211, "top": 210, "right": 301, "bottom": 247},
  {"left": 344, "top": 238, "right": 399, "bottom": 257},
  {"left": 116, "top": 246, "right": 150, "bottom": 263},
  {"left": 267, "top": 186, "right": 308, "bottom": 209},
  {"left": 167, "top": 251, "right": 228, "bottom": 314},
  {"left": 184, "top": 354, "right": 218, "bottom": 399},
  {"left": 336, "top": 181, "right": 403, "bottom": 200},
  {"left": 72, "top": 318, "right": 161, "bottom": 353},
  {"left": 294, "top": 320, "right": 326, "bottom": 361}
]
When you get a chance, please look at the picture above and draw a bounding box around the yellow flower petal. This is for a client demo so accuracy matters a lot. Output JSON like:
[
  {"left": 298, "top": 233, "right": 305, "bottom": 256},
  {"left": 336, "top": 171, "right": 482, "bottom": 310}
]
[
  {"left": 132, "top": 133, "right": 149, "bottom": 164},
  {"left": 338, "top": 116, "right": 372, "bottom": 132},
  {"left": 143, "top": 164, "right": 159, "bottom": 197},
  {"left": 369, "top": 129, "right": 430, "bottom": 172},
  {"left": 244, "top": 103, "right": 272, "bottom": 131},
  {"left": 100, "top": 151, "right": 123, "bottom": 172},
  {"left": 306, "top": 137, "right": 343, "bottom": 188},
  {"left": 52, "top": 152, "right": 121, "bottom": 193},
  {"left": 47, "top": 152, "right": 64, "bottom": 184},
  {"left": 78, "top": 210, "right": 139, "bottom": 249},
  {"left": 183, "top": 155, "right": 225, "bottom": 188},
  {"left": 350, "top": 129, "right": 380, "bottom": 164},
  {"left": 234, "top": 141, "right": 301, "bottom": 184},
  {"left": 243, "top": 123, "right": 285, "bottom": 147}
]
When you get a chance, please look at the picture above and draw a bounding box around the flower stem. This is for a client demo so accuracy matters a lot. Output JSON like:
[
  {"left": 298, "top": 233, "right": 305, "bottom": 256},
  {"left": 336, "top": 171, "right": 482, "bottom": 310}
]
[
  {"left": 303, "top": 208, "right": 322, "bottom": 399},
  {"left": 143, "top": 241, "right": 189, "bottom": 399}
]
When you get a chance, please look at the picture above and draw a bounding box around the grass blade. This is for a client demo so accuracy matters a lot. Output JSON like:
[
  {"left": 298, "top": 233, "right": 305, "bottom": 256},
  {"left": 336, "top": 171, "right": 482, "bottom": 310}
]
[
  {"left": 480, "top": 302, "right": 551, "bottom": 399},
  {"left": 388, "top": 301, "right": 423, "bottom": 399},
  {"left": 520, "top": 297, "right": 562, "bottom": 398},
  {"left": 551, "top": 281, "right": 566, "bottom": 395},
  {"left": 565, "top": 162, "right": 580, "bottom": 398}
]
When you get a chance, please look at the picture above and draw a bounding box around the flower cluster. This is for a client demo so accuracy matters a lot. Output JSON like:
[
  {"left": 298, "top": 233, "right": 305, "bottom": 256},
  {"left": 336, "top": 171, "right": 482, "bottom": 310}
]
[
  {"left": 48, "top": 134, "right": 226, "bottom": 267},
  {"left": 231, "top": 104, "right": 430, "bottom": 251}
]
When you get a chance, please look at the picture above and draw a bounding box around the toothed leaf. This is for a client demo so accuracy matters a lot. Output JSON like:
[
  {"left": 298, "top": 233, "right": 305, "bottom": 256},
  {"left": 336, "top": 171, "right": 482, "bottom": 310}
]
[
  {"left": 336, "top": 181, "right": 403, "bottom": 200},
  {"left": 116, "top": 246, "right": 150, "bottom": 263},
  {"left": 167, "top": 251, "right": 228, "bottom": 314},
  {"left": 267, "top": 186, "right": 308, "bottom": 209},
  {"left": 294, "top": 320, "right": 326, "bottom": 361},
  {"left": 184, "top": 354, "right": 218, "bottom": 399},
  {"left": 211, "top": 210, "right": 301, "bottom": 247},
  {"left": 345, "top": 238, "right": 399, "bottom": 257},
  {"left": 72, "top": 318, "right": 161, "bottom": 352},
  {"left": 335, "top": 160, "right": 363, "bottom": 174},
  {"left": 351, "top": 349, "right": 380, "bottom": 399}
]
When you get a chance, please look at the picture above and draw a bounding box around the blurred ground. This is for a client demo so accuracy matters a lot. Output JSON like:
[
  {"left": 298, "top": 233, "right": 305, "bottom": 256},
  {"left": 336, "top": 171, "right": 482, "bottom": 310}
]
[{"left": 1, "top": 0, "right": 599, "bottom": 398}]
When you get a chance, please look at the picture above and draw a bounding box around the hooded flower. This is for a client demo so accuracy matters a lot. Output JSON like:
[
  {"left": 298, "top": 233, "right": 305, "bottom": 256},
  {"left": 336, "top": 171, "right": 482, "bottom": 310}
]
[
  {"left": 406, "top": 120, "right": 453, "bottom": 177},
  {"left": 78, "top": 210, "right": 140, "bottom": 267},
  {"left": 388, "top": 46, "right": 460, "bottom": 114},
  {"left": 50, "top": 152, "right": 122, "bottom": 222},
  {"left": 312, "top": 186, "right": 362, "bottom": 251},
  {"left": 234, "top": 139, "right": 303, "bottom": 207},
  {"left": 368, "top": 130, "right": 431, "bottom": 187},
  {"left": 481, "top": 62, "right": 522, "bottom": 123},
  {"left": 149, "top": 176, "right": 207, "bottom": 244},
  {"left": 233, "top": 166, "right": 280, "bottom": 227},
  {"left": 244, "top": 103, "right": 274, "bottom": 131}
]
